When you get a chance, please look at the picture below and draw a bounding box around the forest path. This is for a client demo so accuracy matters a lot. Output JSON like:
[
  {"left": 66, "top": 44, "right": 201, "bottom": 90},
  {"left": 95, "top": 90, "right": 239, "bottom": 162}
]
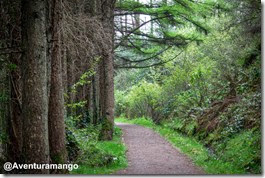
[{"left": 115, "top": 122, "right": 205, "bottom": 175}]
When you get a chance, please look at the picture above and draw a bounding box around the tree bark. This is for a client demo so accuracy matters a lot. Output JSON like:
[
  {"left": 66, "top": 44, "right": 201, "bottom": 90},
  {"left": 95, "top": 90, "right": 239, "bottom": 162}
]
[
  {"left": 21, "top": 0, "right": 49, "bottom": 173},
  {"left": 66, "top": 50, "right": 75, "bottom": 117},
  {"left": 99, "top": 0, "right": 116, "bottom": 140},
  {"left": 48, "top": 0, "right": 67, "bottom": 171}
]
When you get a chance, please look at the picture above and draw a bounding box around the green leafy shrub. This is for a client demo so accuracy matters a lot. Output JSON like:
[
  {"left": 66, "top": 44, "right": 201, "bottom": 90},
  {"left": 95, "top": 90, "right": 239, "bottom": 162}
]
[
  {"left": 116, "top": 80, "right": 163, "bottom": 122},
  {"left": 221, "top": 130, "right": 261, "bottom": 173},
  {"left": 114, "top": 90, "right": 128, "bottom": 117}
]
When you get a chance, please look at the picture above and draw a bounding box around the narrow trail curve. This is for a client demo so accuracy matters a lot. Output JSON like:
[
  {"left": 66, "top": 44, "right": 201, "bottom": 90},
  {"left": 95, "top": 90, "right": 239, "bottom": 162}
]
[{"left": 115, "top": 122, "right": 205, "bottom": 175}]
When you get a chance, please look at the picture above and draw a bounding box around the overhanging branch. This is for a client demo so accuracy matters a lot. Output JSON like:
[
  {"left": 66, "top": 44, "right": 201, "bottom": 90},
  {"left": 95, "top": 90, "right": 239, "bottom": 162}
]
[{"left": 115, "top": 50, "right": 183, "bottom": 69}]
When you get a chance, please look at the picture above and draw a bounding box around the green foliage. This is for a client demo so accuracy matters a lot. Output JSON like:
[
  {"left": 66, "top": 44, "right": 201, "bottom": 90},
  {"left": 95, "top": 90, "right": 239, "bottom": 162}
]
[
  {"left": 71, "top": 127, "right": 127, "bottom": 174},
  {"left": 66, "top": 101, "right": 87, "bottom": 110},
  {"left": 114, "top": 0, "right": 224, "bottom": 68},
  {"left": 69, "top": 57, "right": 100, "bottom": 94},
  {"left": 116, "top": 80, "right": 163, "bottom": 122},
  {"left": 221, "top": 130, "right": 261, "bottom": 173},
  {"left": 114, "top": 90, "right": 127, "bottom": 117},
  {"left": 7, "top": 63, "right": 17, "bottom": 71},
  {"left": 65, "top": 120, "right": 100, "bottom": 162},
  {"left": 65, "top": 57, "right": 100, "bottom": 127},
  {"left": 76, "top": 144, "right": 113, "bottom": 167}
]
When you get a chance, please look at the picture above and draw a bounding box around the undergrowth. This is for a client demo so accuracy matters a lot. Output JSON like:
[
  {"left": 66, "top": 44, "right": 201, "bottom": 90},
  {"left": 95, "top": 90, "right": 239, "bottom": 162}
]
[{"left": 70, "top": 126, "right": 127, "bottom": 174}]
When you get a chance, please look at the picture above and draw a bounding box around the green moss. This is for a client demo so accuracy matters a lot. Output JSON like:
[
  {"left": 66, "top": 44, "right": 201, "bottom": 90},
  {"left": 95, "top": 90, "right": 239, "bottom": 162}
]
[
  {"left": 51, "top": 151, "right": 67, "bottom": 164},
  {"left": 99, "top": 117, "right": 114, "bottom": 141}
]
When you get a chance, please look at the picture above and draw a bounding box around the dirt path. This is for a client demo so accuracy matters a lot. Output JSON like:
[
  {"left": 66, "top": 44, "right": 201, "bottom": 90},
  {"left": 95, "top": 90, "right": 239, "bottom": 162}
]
[{"left": 115, "top": 123, "right": 205, "bottom": 175}]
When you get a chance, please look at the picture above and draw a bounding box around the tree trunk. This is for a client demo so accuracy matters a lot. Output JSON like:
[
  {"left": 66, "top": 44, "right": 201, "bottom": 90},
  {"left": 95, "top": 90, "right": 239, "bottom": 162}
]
[
  {"left": 48, "top": 0, "right": 67, "bottom": 171},
  {"left": 99, "top": 0, "right": 116, "bottom": 140},
  {"left": 66, "top": 50, "right": 75, "bottom": 117},
  {"left": 61, "top": 30, "right": 68, "bottom": 120},
  {"left": 21, "top": 0, "right": 49, "bottom": 173}
]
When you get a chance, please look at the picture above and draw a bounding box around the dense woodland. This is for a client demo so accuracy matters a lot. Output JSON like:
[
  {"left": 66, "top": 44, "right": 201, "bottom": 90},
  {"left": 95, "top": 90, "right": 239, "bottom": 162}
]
[{"left": 0, "top": 0, "right": 261, "bottom": 174}]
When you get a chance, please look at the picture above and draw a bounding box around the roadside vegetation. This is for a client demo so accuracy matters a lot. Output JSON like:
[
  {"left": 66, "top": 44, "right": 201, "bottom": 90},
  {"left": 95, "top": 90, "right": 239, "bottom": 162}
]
[{"left": 70, "top": 126, "right": 127, "bottom": 174}]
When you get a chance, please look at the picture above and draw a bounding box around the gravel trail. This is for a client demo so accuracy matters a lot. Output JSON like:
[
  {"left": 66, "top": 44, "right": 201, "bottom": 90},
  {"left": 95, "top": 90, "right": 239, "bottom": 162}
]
[{"left": 115, "top": 122, "right": 205, "bottom": 175}]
